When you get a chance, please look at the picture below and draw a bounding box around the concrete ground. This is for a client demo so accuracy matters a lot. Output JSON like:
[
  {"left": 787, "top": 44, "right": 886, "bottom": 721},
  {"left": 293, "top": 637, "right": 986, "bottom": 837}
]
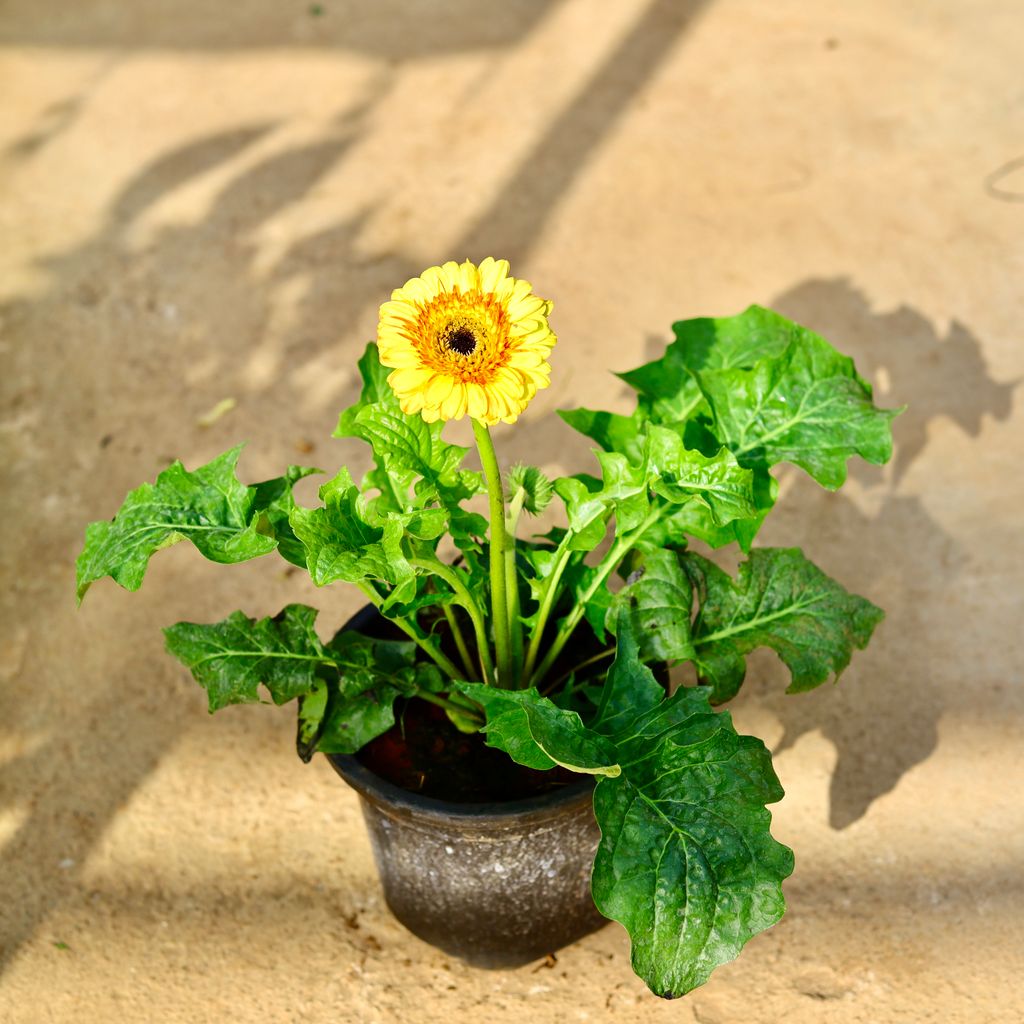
[{"left": 1, "top": 1, "right": 1022, "bottom": 1021}]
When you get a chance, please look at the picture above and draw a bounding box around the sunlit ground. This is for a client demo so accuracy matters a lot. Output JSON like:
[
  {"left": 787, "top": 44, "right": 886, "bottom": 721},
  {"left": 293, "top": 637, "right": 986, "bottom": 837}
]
[{"left": 1, "top": 2, "right": 1022, "bottom": 1021}]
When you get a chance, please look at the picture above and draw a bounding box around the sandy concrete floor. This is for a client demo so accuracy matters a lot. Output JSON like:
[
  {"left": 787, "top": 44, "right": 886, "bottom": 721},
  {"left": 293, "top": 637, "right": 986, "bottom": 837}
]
[{"left": 2, "top": 1, "right": 1022, "bottom": 1021}]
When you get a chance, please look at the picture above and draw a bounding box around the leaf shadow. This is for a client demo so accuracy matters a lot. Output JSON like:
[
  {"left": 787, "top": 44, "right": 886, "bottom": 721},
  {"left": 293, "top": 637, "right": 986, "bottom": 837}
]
[
  {"left": 739, "top": 482, "right": 956, "bottom": 830},
  {"left": 734, "top": 278, "right": 1017, "bottom": 829},
  {"left": 772, "top": 278, "right": 1019, "bottom": 484}
]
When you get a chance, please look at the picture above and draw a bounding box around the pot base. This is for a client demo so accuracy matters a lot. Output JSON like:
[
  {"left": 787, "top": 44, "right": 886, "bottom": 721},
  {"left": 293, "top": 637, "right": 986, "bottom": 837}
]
[{"left": 329, "top": 755, "right": 608, "bottom": 966}]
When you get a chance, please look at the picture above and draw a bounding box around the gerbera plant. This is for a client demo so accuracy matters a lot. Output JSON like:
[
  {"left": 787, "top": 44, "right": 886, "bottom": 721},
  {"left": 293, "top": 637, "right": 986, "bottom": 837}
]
[{"left": 76, "top": 259, "right": 899, "bottom": 998}]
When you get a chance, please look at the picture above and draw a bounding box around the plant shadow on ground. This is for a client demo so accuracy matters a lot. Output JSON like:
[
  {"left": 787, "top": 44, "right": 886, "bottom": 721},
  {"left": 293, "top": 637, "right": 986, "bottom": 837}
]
[
  {"left": 714, "top": 278, "right": 1017, "bottom": 829},
  {"left": 0, "top": 0, "right": 708, "bottom": 971}
]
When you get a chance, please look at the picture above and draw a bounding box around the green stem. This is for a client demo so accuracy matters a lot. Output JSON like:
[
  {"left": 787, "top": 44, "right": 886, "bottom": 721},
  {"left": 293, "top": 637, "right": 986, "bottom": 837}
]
[
  {"left": 520, "top": 535, "right": 573, "bottom": 685},
  {"left": 505, "top": 489, "right": 525, "bottom": 686},
  {"left": 441, "top": 604, "right": 476, "bottom": 680},
  {"left": 410, "top": 556, "right": 495, "bottom": 685},
  {"left": 414, "top": 689, "right": 484, "bottom": 725},
  {"left": 530, "top": 509, "right": 663, "bottom": 686},
  {"left": 355, "top": 581, "right": 463, "bottom": 682},
  {"left": 472, "top": 419, "right": 513, "bottom": 688}
]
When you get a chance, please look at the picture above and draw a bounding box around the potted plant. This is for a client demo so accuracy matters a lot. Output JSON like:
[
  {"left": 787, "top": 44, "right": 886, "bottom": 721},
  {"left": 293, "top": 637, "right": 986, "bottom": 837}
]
[{"left": 76, "top": 258, "right": 898, "bottom": 998}]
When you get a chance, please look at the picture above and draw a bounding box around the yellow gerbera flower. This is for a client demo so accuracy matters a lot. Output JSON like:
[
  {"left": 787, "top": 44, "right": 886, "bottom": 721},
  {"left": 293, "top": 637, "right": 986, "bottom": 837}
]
[{"left": 376, "top": 257, "right": 556, "bottom": 425}]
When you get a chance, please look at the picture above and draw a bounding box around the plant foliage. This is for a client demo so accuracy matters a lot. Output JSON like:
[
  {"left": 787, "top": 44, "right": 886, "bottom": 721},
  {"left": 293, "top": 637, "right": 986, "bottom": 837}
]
[{"left": 77, "top": 304, "right": 898, "bottom": 997}]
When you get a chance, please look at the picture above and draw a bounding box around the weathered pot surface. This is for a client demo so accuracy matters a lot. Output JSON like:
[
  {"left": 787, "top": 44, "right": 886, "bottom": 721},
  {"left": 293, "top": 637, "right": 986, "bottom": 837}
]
[
  {"left": 325, "top": 602, "right": 608, "bottom": 965},
  {"left": 327, "top": 753, "right": 606, "bottom": 967}
]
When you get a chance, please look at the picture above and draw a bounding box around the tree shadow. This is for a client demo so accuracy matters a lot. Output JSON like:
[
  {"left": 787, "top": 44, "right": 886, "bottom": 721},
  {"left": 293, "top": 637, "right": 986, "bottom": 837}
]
[
  {"left": 3, "top": 58, "right": 121, "bottom": 161},
  {"left": 0, "top": 0, "right": 557, "bottom": 57},
  {"left": 1, "top": 0, "right": 707, "bottom": 972},
  {"left": 0, "top": 657, "right": 192, "bottom": 970}
]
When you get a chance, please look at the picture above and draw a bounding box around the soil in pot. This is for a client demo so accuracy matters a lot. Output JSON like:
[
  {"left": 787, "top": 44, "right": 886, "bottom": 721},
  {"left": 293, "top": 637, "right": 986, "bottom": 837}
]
[{"left": 357, "top": 698, "right": 579, "bottom": 802}]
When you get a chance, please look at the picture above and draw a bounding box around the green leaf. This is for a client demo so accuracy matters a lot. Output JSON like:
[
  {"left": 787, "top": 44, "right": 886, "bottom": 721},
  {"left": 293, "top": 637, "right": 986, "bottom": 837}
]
[
  {"left": 555, "top": 451, "right": 650, "bottom": 549},
  {"left": 591, "top": 708, "right": 791, "bottom": 997},
  {"left": 589, "top": 615, "right": 792, "bottom": 998},
  {"left": 645, "top": 426, "right": 757, "bottom": 527},
  {"left": 616, "top": 345, "right": 708, "bottom": 425},
  {"left": 588, "top": 610, "right": 664, "bottom": 733},
  {"left": 668, "top": 306, "right": 795, "bottom": 372},
  {"left": 296, "top": 679, "right": 330, "bottom": 761},
  {"left": 575, "top": 306, "right": 899, "bottom": 500},
  {"left": 306, "top": 630, "right": 444, "bottom": 756},
  {"left": 163, "top": 604, "right": 330, "bottom": 712},
  {"left": 288, "top": 468, "right": 394, "bottom": 587},
  {"left": 456, "top": 684, "right": 621, "bottom": 777},
  {"left": 542, "top": 430, "right": 761, "bottom": 644},
  {"left": 334, "top": 343, "right": 395, "bottom": 441},
  {"left": 316, "top": 689, "right": 398, "bottom": 756},
  {"left": 518, "top": 532, "right": 597, "bottom": 642},
  {"left": 687, "top": 308, "right": 900, "bottom": 489},
  {"left": 647, "top": 466, "right": 776, "bottom": 553},
  {"left": 468, "top": 615, "right": 792, "bottom": 998},
  {"left": 354, "top": 403, "right": 479, "bottom": 503},
  {"left": 77, "top": 445, "right": 283, "bottom": 602},
  {"left": 557, "top": 408, "right": 647, "bottom": 463},
  {"left": 250, "top": 464, "right": 323, "bottom": 568},
  {"left": 614, "top": 548, "right": 695, "bottom": 664},
  {"left": 559, "top": 558, "right": 616, "bottom": 643},
  {"left": 519, "top": 532, "right": 568, "bottom": 602},
  {"left": 557, "top": 410, "right": 766, "bottom": 554},
  {"left": 684, "top": 547, "right": 885, "bottom": 702},
  {"left": 165, "top": 603, "right": 444, "bottom": 758}
]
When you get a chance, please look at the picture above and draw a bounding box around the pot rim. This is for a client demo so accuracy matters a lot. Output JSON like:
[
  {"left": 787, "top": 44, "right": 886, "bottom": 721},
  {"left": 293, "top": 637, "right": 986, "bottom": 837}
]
[{"left": 326, "top": 752, "right": 596, "bottom": 827}]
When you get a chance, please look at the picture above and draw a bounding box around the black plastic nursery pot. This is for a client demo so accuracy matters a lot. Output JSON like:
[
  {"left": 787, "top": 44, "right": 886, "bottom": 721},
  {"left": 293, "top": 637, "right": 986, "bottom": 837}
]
[
  {"left": 326, "top": 754, "right": 605, "bottom": 966},
  {"left": 324, "top": 604, "right": 607, "bottom": 967}
]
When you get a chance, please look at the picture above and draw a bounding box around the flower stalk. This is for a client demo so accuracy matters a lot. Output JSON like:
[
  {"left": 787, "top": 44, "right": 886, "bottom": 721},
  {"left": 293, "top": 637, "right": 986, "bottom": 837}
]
[
  {"left": 472, "top": 419, "right": 514, "bottom": 688},
  {"left": 520, "top": 534, "right": 572, "bottom": 685}
]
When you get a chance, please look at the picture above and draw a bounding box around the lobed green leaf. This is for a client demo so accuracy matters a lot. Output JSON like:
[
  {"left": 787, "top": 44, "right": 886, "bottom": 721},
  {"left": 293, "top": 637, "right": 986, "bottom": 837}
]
[
  {"left": 76, "top": 446, "right": 315, "bottom": 602},
  {"left": 613, "top": 548, "right": 695, "bottom": 664},
  {"left": 659, "top": 305, "right": 902, "bottom": 490},
  {"left": 289, "top": 469, "right": 394, "bottom": 587},
  {"left": 165, "top": 604, "right": 444, "bottom": 760},
  {"left": 645, "top": 426, "right": 757, "bottom": 527},
  {"left": 684, "top": 547, "right": 885, "bottom": 702},
  {"left": 163, "top": 604, "right": 330, "bottom": 712},
  {"left": 334, "top": 343, "right": 484, "bottom": 521}
]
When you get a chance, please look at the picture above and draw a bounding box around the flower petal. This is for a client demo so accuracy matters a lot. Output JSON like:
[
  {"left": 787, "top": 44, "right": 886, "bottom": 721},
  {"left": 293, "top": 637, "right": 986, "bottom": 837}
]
[
  {"left": 425, "top": 373, "right": 456, "bottom": 406},
  {"left": 478, "top": 257, "right": 510, "bottom": 293},
  {"left": 440, "top": 382, "right": 468, "bottom": 420}
]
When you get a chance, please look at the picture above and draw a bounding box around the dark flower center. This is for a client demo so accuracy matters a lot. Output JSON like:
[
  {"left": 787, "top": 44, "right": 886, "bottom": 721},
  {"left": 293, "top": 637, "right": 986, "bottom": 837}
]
[{"left": 446, "top": 326, "right": 478, "bottom": 356}]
